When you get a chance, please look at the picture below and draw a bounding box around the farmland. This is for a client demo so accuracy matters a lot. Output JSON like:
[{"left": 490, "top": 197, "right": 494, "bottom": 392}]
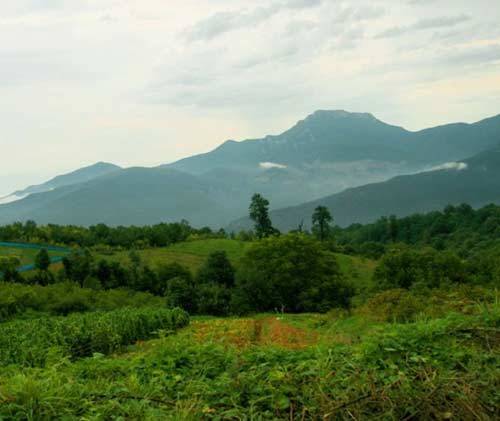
[
  {"left": 0, "top": 243, "right": 68, "bottom": 268},
  {"left": 0, "top": 294, "right": 497, "bottom": 419}
]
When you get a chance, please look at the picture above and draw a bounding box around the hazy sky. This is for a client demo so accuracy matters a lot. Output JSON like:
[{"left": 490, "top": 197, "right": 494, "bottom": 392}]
[{"left": 1, "top": 0, "right": 500, "bottom": 195}]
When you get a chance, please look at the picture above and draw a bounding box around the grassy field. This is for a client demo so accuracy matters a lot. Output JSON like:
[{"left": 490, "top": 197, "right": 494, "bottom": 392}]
[
  {"left": 96, "top": 239, "right": 250, "bottom": 272},
  {"left": 95, "top": 238, "right": 377, "bottom": 284},
  {"left": 0, "top": 245, "right": 65, "bottom": 267}
]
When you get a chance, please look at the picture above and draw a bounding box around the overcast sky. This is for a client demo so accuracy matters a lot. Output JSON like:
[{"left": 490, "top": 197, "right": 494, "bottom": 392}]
[{"left": 1, "top": 0, "right": 499, "bottom": 195}]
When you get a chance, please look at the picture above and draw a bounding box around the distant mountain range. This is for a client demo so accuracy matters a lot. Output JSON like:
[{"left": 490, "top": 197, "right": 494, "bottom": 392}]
[
  {"left": 0, "top": 110, "right": 499, "bottom": 228},
  {"left": 0, "top": 162, "right": 120, "bottom": 205},
  {"left": 229, "top": 146, "right": 500, "bottom": 231}
]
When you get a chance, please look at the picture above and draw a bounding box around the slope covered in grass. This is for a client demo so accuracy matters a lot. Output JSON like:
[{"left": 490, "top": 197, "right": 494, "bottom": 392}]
[
  {"left": 0, "top": 298, "right": 497, "bottom": 419},
  {"left": 96, "top": 239, "right": 250, "bottom": 272}
]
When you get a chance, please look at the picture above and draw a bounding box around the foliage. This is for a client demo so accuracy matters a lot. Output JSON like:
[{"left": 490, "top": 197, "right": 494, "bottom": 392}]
[
  {"left": 34, "top": 249, "right": 51, "bottom": 271},
  {"left": 196, "top": 250, "right": 235, "bottom": 288},
  {"left": 0, "top": 256, "right": 23, "bottom": 283},
  {"left": 373, "top": 246, "right": 467, "bottom": 290},
  {"left": 0, "top": 219, "right": 223, "bottom": 249},
  {"left": 234, "top": 234, "right": 352, "bottom": 313},
  {"left": 337, "top": 203, "right": 500, "bottom": 259},
  {"left": 0, "top": 301, "right": 497, "bottom": 419},
  {"left": 0, "top": 281, "right": 167, "bottom": 321},
  {"left": 312, "top": 205, "right": 333, "bottom": 241},
  {"left": 359, "top": 285, "right": 496, "bottom": 323},
  {"left": 249, "top": 193, "right": 279, "bottom": 239},
  {"left": 0, "top": 307, "right": 189, "bottom": 367}
]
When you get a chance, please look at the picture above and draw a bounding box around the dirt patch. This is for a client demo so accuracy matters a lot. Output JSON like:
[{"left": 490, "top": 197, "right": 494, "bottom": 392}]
[{"left": 192, "top": 317, "right": 319, "bottom": 350}]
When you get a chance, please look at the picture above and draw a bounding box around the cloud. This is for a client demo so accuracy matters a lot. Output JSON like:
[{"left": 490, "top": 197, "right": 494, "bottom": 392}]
[
  {"left": 427, "top": 162, "right": 468, "bottom": 172},
  {"left": 260, "top": 162, "right": 288, "bottom": 169},
  {"left": 407, "top": 0, "right": 437, "bottom": 5},
  {"left": 443, "top": 44, "right": 500, "bottom": 67},
  {"left": 184, "top": 0, "right": 323, "bottom": 42},
  {"left": 375, "top": 14, "right": 470, "bottom": 38}
]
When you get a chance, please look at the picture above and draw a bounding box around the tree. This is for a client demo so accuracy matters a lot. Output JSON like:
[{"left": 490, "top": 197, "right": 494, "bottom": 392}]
[
  {"left": 388, "top": 215, "right": 399, "bottom": 242},
  {"left": 155, "top": 262, "right": 192, "bottom": 296},
  {"left": 62, "top": 250, "right": 93, "bottom": 287},
  {"left": 0, "top": 257, "right": 23, "bottom": 283},
  {"left": 165, "top": 276, "right": 197, "bottom": 313},
  {"left": 196, "top": 251, "right": 235, "bottom": 287},
  {"left": 312, "top": 206, "right": 333, "bottom": 241},
  {"left": 35, "top": 249, "right": 51, "bottom": 271},
  {"left": 249, "top": 194, "right": 277, "bottom": 239},
  {"left": 233, "top": 234, "right": 352, "bottom": 313}
]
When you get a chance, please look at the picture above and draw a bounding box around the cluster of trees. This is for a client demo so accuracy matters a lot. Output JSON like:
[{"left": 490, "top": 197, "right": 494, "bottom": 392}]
[
  {"left": 2, "top": 233, "right": 353, "bottom": 316},
  {"left": 249, "top": 193, "right": 335, "bottom": 242},
  {"left": 0, "top": 220, "right": 225, "bottom": 248},
  {"left": 373, "top": 246, "right": 499, "bottom": 291},
  {"left": 336, "top": 203, "right": 500, "bottom": 258}
]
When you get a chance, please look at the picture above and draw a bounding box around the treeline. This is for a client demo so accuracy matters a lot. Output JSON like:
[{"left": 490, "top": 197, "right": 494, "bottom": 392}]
[
  {"left": 0, "top": 220, "right": 226, "bottom": 248},
  {"left": 336, "top": 203, "right": 500, "bottom": 258}
]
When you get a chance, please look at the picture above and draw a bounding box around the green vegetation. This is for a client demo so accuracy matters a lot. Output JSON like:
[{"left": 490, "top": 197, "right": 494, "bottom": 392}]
[
  {"left": 0, "top": 201, "right": 498, "bottom": 419},
  {"left": 0, "top": 297, "right": 497, "bottom": 419},
  {"left": 97, "top": 238, "right": 249, "bottom": 273},
  {"left": 337, "top": 203, "right": 500, "bottom": 258},
  {"left": 0, "top": 307, "right": 189, "bottom": 367},
  {"left": 0, "top": 245, "right": 64, "bottom": 267},
  {"left": 0, "top": 282, "right": 167, "bottom": 321}
]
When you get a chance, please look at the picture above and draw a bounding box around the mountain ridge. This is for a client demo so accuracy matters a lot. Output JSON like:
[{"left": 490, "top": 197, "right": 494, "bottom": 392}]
[{"left": 2, "top": 110, "right": 500, "bottom": 228}]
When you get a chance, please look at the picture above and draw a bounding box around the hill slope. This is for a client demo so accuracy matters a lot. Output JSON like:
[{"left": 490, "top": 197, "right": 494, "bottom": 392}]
[
  {"left": 229, "top": 146, "right": 500, "bottom": 231},
  {"left": 0, "top": 162, "right": 121, "bottom": 205},
  {"left": 0, "top": 167, "right": 243, "bottom": 227}
]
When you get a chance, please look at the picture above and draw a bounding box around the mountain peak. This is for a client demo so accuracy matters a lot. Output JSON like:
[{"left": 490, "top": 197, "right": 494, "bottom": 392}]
[{"left": 307, "top": 109, "right": 377, "bottom": 121}]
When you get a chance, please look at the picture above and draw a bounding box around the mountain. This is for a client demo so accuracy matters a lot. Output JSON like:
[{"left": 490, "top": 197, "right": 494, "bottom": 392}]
[
  {"left": 0, "top": 167, "right": 243, "bottom": 227},
  {"left": 167, "top": 110, "right": 500, "bottom": 209},
  {"left": 229, "top": 146, "right": 500, "bottom": 231},
  {"left": 0, "top": 162, "right": 121, "bottom": 205},
  {"left": 170, "top": 110, "right": 500, "bottom": 171},
  {"left": 2, "top": 110, "right": 500, "bottom": 228}
]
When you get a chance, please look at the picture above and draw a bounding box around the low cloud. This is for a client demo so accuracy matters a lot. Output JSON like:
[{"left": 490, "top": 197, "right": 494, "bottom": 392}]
[
  {"left": 260, "top": 162, "right": 288, "bottom": 169},
  {"left": 427, "top": 162, "right": 468, "bottom": 172}
]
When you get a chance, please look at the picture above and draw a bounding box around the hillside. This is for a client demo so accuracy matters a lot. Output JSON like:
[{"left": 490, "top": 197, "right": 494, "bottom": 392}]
[
  {"left": 0, "top": 167, "right": 243, "bottom": 227},
  {"left": 0, "top": 162, "right": 121, "bottom": 205},
  {"left": 229, "top": 146, "right": 500, "bottom": 231}
]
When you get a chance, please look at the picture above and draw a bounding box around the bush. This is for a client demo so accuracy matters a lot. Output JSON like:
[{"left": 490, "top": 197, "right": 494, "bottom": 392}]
[
  {"left": 360, "top": 289, "right": 426, "bottom": 322},
  {"left": 373, "top": 247, "right": 467, "bottom": 290},
  {"left": 0, "top": 282, "right": 167, "bottom": 321}
]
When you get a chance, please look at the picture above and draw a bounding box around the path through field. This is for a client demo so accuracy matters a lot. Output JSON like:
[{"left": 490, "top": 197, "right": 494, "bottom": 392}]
[{"left": 191, "top": 317, "right": 320, "bottom": 350}]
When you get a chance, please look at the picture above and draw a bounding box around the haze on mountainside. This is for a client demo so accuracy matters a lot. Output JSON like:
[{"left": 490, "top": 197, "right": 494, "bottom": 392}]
[
  {"left": 1, "top": 0, "right": 500, "bottom": 198},
  {"left": 1, "top": 110, "right": 500, "bottom": 228}
]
